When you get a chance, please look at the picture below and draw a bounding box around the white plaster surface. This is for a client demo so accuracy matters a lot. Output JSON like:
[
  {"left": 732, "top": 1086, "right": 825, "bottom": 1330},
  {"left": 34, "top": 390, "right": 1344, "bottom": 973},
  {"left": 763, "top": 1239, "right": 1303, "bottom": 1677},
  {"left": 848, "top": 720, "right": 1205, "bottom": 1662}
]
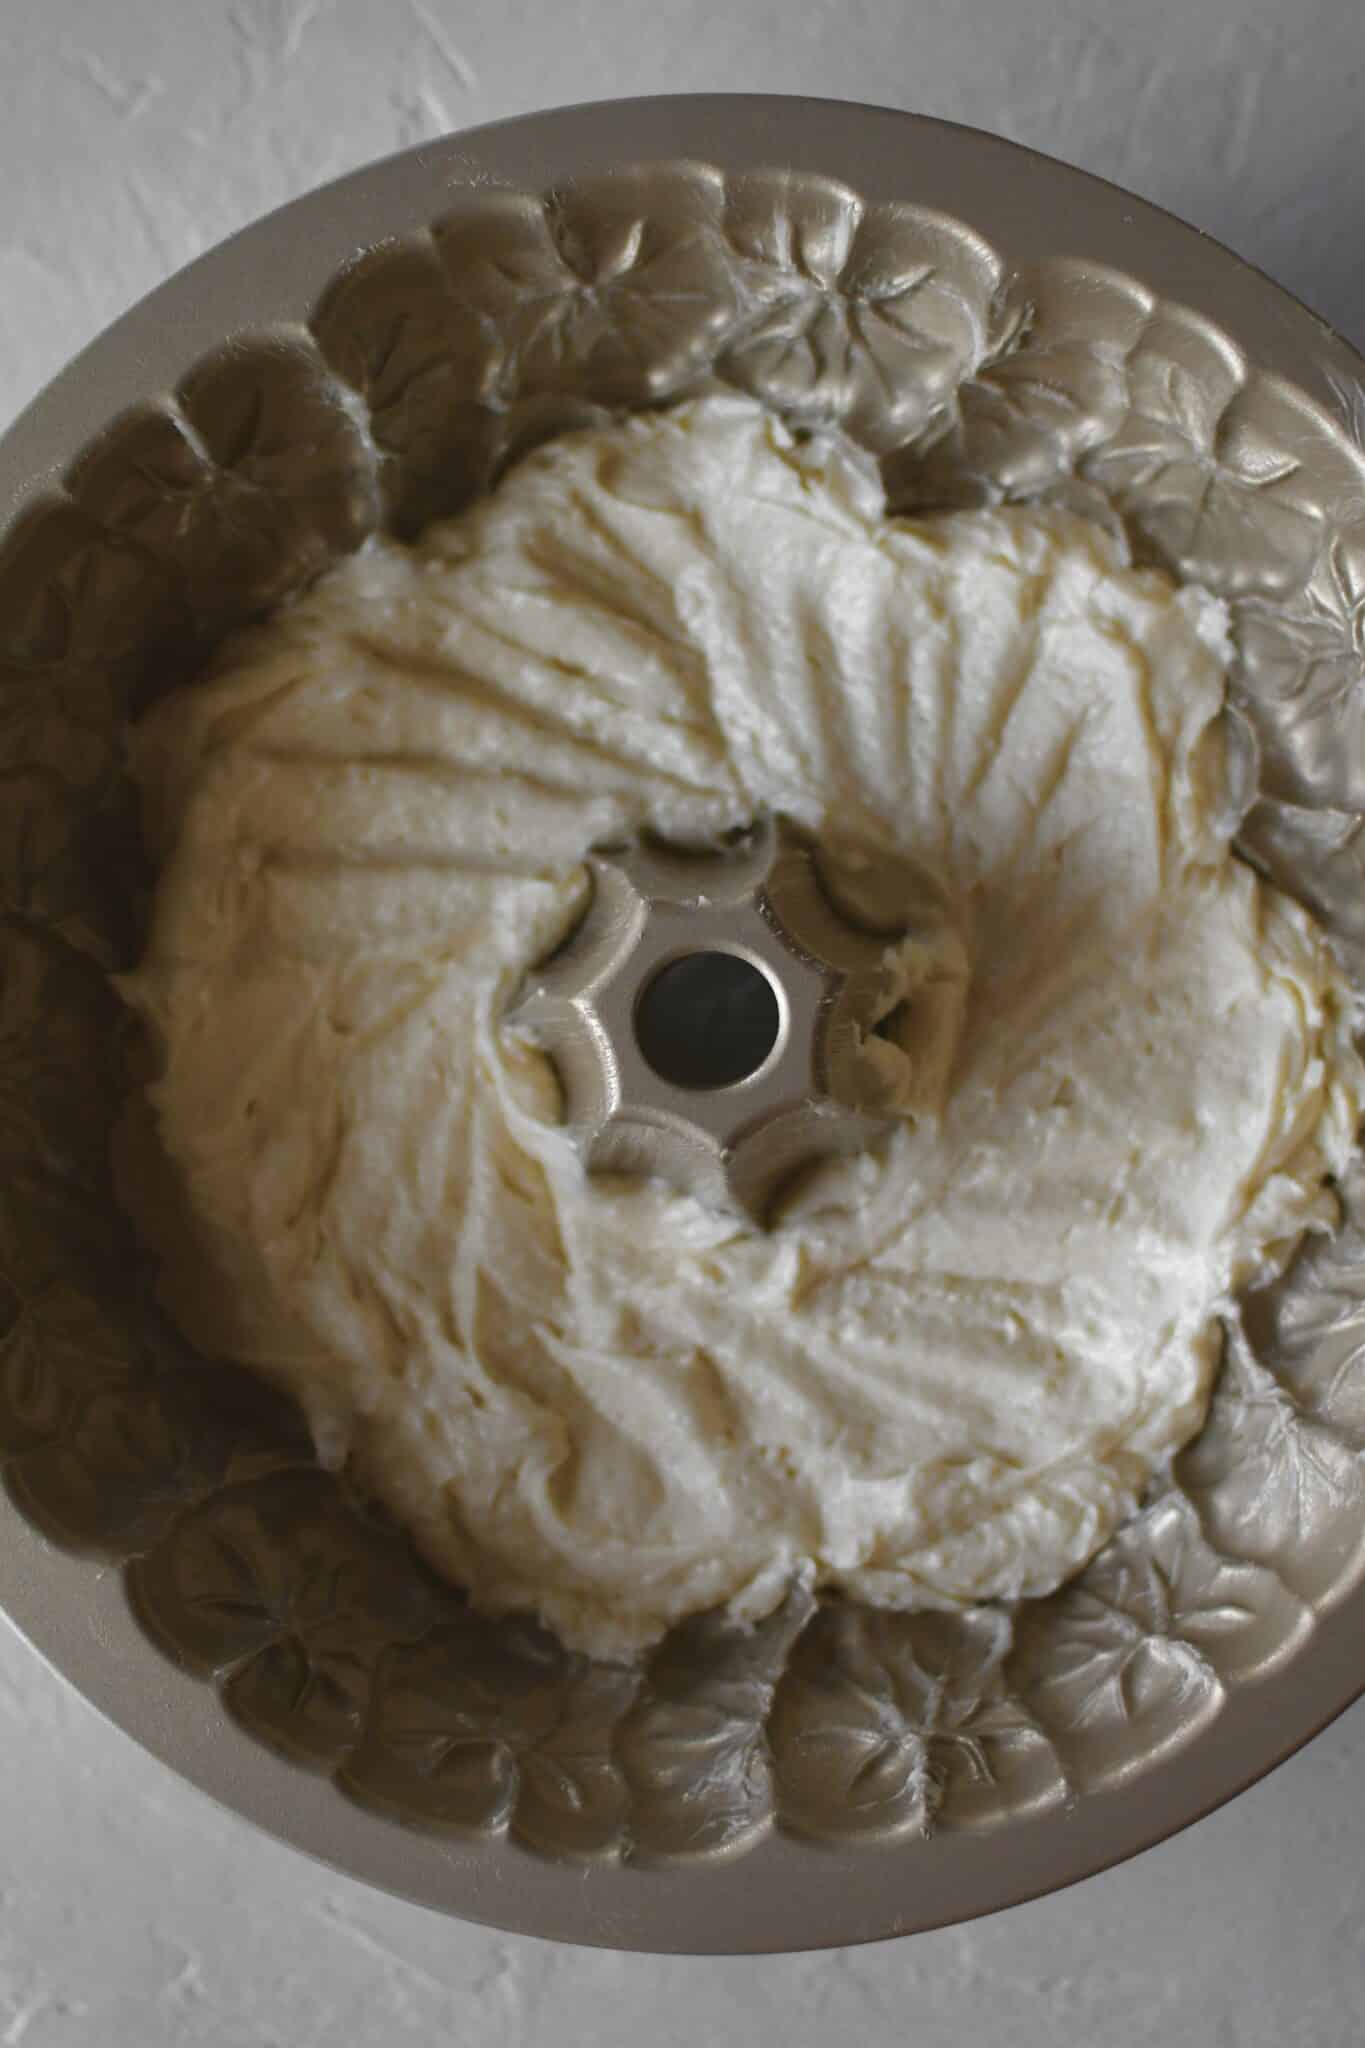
[{"left": 2, "top": 1, "right": 1365, "bottom": 2037}]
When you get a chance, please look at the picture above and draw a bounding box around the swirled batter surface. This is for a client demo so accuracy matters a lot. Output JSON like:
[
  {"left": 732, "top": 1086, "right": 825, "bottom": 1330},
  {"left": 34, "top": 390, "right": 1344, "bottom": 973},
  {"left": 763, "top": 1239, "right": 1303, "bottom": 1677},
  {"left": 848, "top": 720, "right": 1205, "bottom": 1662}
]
[{"left": 119, "top": 399, "right": 1363, "bottom": 1656}]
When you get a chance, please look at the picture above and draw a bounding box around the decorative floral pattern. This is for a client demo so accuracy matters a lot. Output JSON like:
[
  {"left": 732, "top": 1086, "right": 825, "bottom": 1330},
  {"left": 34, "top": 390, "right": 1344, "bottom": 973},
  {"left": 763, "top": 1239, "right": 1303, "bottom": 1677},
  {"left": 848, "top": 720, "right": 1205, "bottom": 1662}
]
[
  {"left": 0, "top": 1280, "right": 141, "bottom": 1459},
  {"left": 714, "top": 173, "right": 1014, "bottom": 452},
  {"left": 886, "top": 261, "right": 1149, "bottom": 511},
  {"left": 129, "top": 1470, "right": 445, "bottom": 1766},
  {"left": 1235, "top": 793, "right": 1365, "bottom": 995},
  {"left": 771, "top": 1603, "right": 1062, "bottom": 1840},
  {"left": 435, "top": 169, "right": 739, "bottom": 411},
  {"left": 312, "top": 235, "right": 499, "bottom": 537},
  {"left": 0, "top": 509, "right": 156, "bottom": 941},
  {"left": 616, "top": 1580, "right": 815, "bottom": 1860},
  {"left": 344, "top": 1608, "right": 640, "bottom": 1858},
  {"left": 9, "top": 1307, "right": 311, "bottom": 1557},
  {"left": 1233, "top": 522, "right": 1365, "bottom": 809},
  {"left": 68, "top": 343, "right": 379, "bottom": 669},
  {"left": 1179, "top": 1319, "right": 1365, "bottom": 1607},
  {"left": 1, "top": 160, "right": 1364, "bottom": 1863},
  {"left": 1082, "top": 309, "right": 1325, "bottom": 597},
  {"left": 1014, "top": 1491, "right": 1310, "bottom": 1790},
  {"left": 1253, "top": 1153, "right": 1365, "bottom": 1448}
]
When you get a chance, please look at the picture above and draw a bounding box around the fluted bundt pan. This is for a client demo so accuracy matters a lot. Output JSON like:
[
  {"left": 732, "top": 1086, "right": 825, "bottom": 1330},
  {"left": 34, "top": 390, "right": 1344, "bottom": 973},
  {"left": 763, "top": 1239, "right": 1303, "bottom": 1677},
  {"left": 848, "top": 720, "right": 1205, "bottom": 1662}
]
[{"left": 1, "top": 98, "right": 1364, "bottom": 1951}]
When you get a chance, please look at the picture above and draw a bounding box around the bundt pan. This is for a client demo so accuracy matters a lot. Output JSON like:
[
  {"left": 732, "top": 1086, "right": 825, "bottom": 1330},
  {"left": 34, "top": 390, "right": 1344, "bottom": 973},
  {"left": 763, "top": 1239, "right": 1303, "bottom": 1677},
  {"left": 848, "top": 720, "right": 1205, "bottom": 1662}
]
[{"left": 2, "top": 95, "right": 1364, "bottom": 1954}]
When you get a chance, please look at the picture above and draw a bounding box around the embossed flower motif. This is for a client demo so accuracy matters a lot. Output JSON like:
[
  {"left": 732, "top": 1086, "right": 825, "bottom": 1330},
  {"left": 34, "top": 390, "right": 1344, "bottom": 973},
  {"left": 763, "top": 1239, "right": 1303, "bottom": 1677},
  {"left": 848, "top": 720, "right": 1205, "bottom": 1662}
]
[
  {"left": 892, "top": 260, "right": 1151, "bottom": 511},
  {"left": 0, "top": 924, "right": 118, "bottom": 1186},
  {"left": 891, "top": 336, "right": 1130, "bottom": 513},
  {"left": 0, "top": 1281, "right": 142, "bottom": 1461},
  {"left": 884, "top": 259, "right": 1154, "bottom": 515},
  {"left": 436, "top": 173, "right": 739, "bottom": 410},
  {"left": 130, "top": 1471, "right": 442, "bottom": 1766},
  {"left": 1256, "top": 1153, "right": 1365, "bottom": 1449},
  {"left": 12, "top": 1379, "right": 203, "bottom": 1555},
  {"left": 771, "top": 1603, "right": 1060, "bottom": 1841},
  {"left": 1264, "top": 528, "right": 1365, "bottom": 692},
  {"left": 345, "top": 1581, "right": 816, "bottom": 1861},
  {"left": 343, "top": 1608, "right": 640, "bottom": 1859},
  {"left": 311, "top": 237, "right": 498, "bottom": 537},
  {"left": 0, "top": 702, "right": 141, "bottom": 940},
  {"left": 1234, "top": 797, "right": 1365, "bottom": 1001},
  {"left": 0, "top": 495, "right": 174, "bottom": 684},
  {"left": 1015, "top": 1490, "right": 1309, "bottom": 1790},
  {"left": 1179, "top": 1322, "right": 1365, "bottom": 1606},
  {"left": 0, "top": 506, "right": 152, "bottom": 923},
  {"left": 1083, "top": 343, "right": 1322, "bottom": 597},
  {"left": 715, "top": 177, "right": 1009, "bottom": 453},
  {"left": 70, "top": 343, "right": 378, "bottom": 661},
  {"left": 1234, "top": 523, "right": 1365, "bottom": 807},
  {"left": 9, "top": 1310, "right": 307, "bottom": 1557},
  {"left": 0, "top": 937, "right": 142, "bottom": 1470},
  {"left": 0, "top": 660, "right": 114, "bottom": 800},
  {"left": 617, "top": 1580, "right": 815, "bottom": 1860}
]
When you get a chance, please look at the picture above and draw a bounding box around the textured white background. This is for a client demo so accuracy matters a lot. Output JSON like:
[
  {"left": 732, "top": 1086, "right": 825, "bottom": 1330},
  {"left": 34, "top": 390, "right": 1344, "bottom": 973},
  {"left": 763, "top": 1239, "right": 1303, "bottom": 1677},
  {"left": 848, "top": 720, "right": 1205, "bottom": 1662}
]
[{"left": 3, "top": 2, "right": 1365, "bottom": 2040}]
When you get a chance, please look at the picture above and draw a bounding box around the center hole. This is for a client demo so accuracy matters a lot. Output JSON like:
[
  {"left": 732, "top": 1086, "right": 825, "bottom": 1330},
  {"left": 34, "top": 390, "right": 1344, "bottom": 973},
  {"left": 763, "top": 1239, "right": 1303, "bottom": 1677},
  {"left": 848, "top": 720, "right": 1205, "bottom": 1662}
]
[{"left": 634, "top": 951, "right": 782, "bottom": 1091}]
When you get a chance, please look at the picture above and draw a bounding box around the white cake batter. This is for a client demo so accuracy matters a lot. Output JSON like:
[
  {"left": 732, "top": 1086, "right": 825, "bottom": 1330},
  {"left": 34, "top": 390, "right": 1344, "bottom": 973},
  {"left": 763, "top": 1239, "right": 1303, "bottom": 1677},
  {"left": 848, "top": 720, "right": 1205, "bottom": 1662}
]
[{"left": 118, "top": 398, "right": 1363, "bottom": 1657}]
